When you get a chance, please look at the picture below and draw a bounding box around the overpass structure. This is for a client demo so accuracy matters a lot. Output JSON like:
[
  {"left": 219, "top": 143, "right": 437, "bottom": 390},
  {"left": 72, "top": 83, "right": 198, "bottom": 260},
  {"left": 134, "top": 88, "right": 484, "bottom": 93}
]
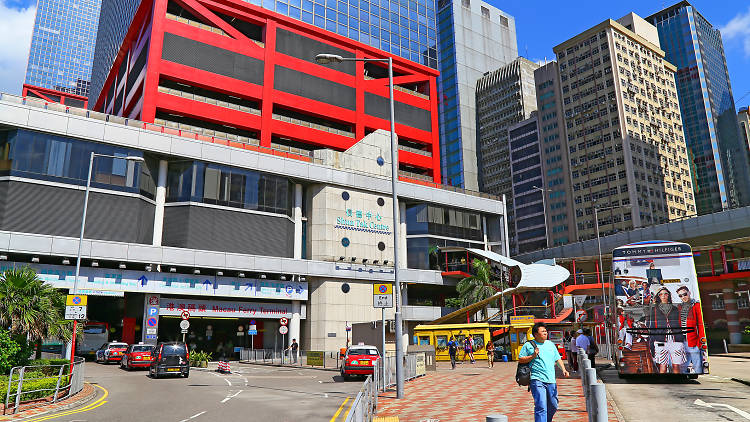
[{"left": 513, "top": 206, "right": 750, "bottom": 346}]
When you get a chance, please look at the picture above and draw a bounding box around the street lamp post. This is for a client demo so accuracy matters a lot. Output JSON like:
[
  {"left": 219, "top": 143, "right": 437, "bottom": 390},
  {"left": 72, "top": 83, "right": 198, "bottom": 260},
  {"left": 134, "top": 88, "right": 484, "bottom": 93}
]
[
  {"left": 592, "top": 203, "right": 631, "bottom": 362},
  {"left": 315, "top": 53, "right": 405, "bottom": 398},
  {"left": 69, "top": 152, "right": 145, "bottom": 364}
]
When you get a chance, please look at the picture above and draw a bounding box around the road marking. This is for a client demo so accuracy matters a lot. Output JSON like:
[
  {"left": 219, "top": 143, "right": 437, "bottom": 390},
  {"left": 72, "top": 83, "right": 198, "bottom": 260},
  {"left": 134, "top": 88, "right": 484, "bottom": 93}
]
[
  {"left": 694, "top": 399, "right": 750, "bottom": 420},
  {"left": 223, "top": 378, "right": 232, "bottom": 386},
  {"left": 178, "top": 410, "right": 206, "bottom": 421},
  {"left": 329, "top": 397, "right": 351, "bottom": 422},
  {"left": 220, "top": 390, "right": 243, "bottom": 403},
  {"left": 22, "top": 385, "right": 109, "bottom": 422}
]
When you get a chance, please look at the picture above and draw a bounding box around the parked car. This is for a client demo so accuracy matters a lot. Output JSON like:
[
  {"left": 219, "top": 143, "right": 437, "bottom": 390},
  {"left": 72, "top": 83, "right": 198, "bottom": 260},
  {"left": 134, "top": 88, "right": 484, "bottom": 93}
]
[
  {"left": 120, "top": 343, "right": 155, "bottom": 370},
  {"left": 340, "top": 344, "right": 379, "bottom": 380},
  {"left": 95, "top": 342, "right": 129, "bottom": 364},
  {"left": 149, "top": 342, "right": 190, "bottom": 378}
]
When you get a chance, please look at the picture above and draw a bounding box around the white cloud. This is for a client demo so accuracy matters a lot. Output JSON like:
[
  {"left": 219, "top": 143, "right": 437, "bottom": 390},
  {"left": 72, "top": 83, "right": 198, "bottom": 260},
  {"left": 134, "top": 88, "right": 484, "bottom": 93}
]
[
  {"left": 721, "top": 6, "right": 750, "bottom": 57},
  {"left": 0, "top": 0, "right": 36, "bottom": 95}
]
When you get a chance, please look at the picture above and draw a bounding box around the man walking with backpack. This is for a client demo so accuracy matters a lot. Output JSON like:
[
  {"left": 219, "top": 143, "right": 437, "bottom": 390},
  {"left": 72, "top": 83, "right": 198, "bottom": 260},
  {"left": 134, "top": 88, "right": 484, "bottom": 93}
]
[
  {"left": 519, "top": 322, "right": 569, "bottom": 422},
  {"left": 447, "top": 336, "right": 458, "bottom": 369}
]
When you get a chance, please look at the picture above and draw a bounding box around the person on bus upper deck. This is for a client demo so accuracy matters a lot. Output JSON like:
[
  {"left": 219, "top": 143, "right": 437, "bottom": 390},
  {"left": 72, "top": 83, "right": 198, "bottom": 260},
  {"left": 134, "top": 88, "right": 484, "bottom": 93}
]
[
  {"left": 649, "top": 287, "right": 686, "bottom": 374},
  {"left": 677, "top": 285, "right": 706, "bottom": 374}
]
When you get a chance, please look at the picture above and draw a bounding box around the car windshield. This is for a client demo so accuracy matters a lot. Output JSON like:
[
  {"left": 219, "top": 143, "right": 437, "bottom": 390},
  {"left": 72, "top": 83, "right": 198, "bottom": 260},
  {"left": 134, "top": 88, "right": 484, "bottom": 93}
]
[
  {"left": 131, "top": 345, "right": 153, "bottom": 352},
  {"left": 109, "top": 343, "right": 128, "bottom": 349},
  {"left": 84, "top": 325, "right": 106, "bottom": 334},
  {"left": 349, "top": 348, "right": 378, "bottom": 356},
  {"left": 162, "top": 344, "right": 187, "bottom": 356}
]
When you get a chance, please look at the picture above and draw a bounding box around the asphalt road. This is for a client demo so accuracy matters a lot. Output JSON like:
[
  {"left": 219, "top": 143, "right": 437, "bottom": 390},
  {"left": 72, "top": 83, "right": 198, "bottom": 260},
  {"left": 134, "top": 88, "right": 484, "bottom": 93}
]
[
  {"left": 40, "top": 362, "right": 363, "bottom": 422},
  {"left": 602, "top": 357, "right": 750, "bottom": 421}
]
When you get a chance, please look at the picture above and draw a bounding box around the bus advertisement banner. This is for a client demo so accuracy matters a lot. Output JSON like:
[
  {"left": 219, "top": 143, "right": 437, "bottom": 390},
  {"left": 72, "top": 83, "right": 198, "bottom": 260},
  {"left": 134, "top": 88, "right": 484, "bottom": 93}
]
[{"left": 611, "top": 241, "right": 707, "bottom": 376}]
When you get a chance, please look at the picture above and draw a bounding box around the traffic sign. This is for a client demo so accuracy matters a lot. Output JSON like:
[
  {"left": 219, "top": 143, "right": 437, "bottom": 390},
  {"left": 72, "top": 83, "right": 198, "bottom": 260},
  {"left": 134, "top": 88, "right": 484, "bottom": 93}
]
[
  {"left": 181, "top": 311, "right": 190, "bottom": 320},
  {"left": 248, "top": 330, "right": 258, "bottom": 335},
  {"left": 279, "top": 325, "right": 289, "bottom": 335},
  {"left": 179, "top": 320, "right": 190, "bottom": 330},
  {"left": 279, "top": 317, "right": 288, "bottom": 326},
  {"left": 146, "top": 317, "right": 158, "bottom": 327},
  {"left": 373, "top": 283, "right": 393, "bottom": 308},
  {"left": 65, "top": 294, "right": 88, "bottom": 320}
]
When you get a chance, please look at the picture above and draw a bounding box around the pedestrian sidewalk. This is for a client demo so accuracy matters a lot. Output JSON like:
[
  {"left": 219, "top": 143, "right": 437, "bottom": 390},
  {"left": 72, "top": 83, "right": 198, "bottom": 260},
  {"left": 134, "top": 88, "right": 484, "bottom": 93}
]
[
  {"left": 375, "top": 361, "right": 619, "bottom": 422},
  {"left": 0, "top": 383, "right": 97, "bottom": 421},
  {"left": 705, "top": 355, "right": 750, "bottom": 386}
]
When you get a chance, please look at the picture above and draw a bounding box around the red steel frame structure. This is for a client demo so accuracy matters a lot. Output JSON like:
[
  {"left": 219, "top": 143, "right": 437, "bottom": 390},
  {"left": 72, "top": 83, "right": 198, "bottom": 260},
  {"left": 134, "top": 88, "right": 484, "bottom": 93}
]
[
  {"left": 22, "top": 84, "right": 89, "bottom": 108},
  {"left": 92, "top": 0, "right": 441, "bottom": 181}
]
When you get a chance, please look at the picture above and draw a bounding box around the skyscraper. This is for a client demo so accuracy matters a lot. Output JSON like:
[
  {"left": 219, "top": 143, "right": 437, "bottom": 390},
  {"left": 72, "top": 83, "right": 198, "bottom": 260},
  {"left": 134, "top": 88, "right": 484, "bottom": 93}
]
[
  {"left": 436, "top": 0, "right": 517, "bottom": 190},
  {"left": 507, "top": 113, "right": 547, "bottom": 253},
  {"left": 739, "top": 107, "right": 750, "bottom": 154},
  {"left": 647, "top": 1, "right": 750, "bottom": 213},
  {"left": 89, "top": 0, "right": 440, "bottom": 105},
  {"left": 534, "top": 61, "right": 576, "bottom": 248},
  {"left": 476, "top": 57, "right": 538, "bottom": 253},
  {"left": 553, "top": 13, "right": 696, "bottom": 242},
  {"left": 24, "top": 0, "right": 102, "bottom": 97}
]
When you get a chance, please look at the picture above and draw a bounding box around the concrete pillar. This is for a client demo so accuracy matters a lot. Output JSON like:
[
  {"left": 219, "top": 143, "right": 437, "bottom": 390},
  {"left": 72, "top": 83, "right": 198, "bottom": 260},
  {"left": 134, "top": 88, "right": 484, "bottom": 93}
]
[
  {"left": 289, "top": 300, "right": 301, "bottom": 348},
  {"left": 293, "top": 184, "right": 303, "bottom": 259},
  {"left": 399, "top": 202, "right": 407, "bottom": 269},
  {"left": 482, "top": 215, "right": 489, "bottom": 251},
  {"left": 723, "top": 287, "right": 742, "bottom": 344},
  {"left": 152, "top": 160, "right": 168, "bottom": 246}
]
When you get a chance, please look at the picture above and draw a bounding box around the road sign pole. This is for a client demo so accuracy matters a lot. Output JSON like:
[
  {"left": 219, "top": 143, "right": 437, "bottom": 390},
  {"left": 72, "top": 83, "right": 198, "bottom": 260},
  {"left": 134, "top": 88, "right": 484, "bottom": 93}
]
[{"left": 381, "top": 307, "right": 386, "bottom": 390}]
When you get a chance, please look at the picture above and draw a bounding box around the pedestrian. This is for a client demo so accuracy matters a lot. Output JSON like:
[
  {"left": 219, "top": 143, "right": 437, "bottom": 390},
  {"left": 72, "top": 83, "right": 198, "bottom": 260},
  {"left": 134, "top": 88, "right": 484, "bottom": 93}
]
[
  {"left": 463, "top": 335, "right": 475, "bottom": 363},
  {"left": 584, "top": 329, "right": 598, "bottom": 368},
  {"left": 486, "top": 340, "right": 495, "bottom": 368},
  {"left": 567, "top": 331, "right": 579, "bottom": 373},
  {"left": 574, "top": 328, "right": 589, "bottom": 361},
  {"left": 285, "top": 338, "right": 299, "bottom": 364},
  {"left": 519, "top": 322, "right": 569, "bottom": 422},
  {"left": 447, "top": 336, "right": 458, "bottom": 369}
]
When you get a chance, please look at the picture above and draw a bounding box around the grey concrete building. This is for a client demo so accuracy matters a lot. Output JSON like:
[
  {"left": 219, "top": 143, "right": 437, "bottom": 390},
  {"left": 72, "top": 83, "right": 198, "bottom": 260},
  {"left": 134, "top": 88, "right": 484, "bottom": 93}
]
[
  {"left": 476, "top": 57, "right": 539, "bottom": 253},
  {"left": 437, "top": 0, "right": 517, "bottom": 190}
]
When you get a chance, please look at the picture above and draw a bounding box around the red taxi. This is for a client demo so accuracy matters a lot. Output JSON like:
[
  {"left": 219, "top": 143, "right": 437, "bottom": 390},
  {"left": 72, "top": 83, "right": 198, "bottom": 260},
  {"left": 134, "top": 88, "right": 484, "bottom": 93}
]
[
  {"left": 340, "top": 344, "right": 379, "bottom": 380},
  {"left": 120, "top": 344, "right": 155, "bottom": 370},
  {"left": 95, "top": 342, "right": 129, "bottom": 363}
]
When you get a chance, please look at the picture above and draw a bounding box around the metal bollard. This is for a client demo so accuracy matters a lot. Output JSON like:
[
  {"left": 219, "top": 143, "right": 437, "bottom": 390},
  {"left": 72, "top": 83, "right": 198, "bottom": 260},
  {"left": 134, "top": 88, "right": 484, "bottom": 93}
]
[
  {"left": 580, "top": 358, "right": 591, "bottom": 394},
  {"left": 486, "top": 415, "right": 509, "bottom": 422},
  {"left": 588, "top": 383, "right": 608, "bottom": 422},
  {"left": 586, "top": 368, "right": 598, "bottom": 419}
]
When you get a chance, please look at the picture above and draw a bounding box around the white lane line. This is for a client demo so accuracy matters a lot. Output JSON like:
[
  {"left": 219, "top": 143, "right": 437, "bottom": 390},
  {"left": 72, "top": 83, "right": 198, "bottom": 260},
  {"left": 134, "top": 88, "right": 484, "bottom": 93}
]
[
  {"left": 178, "top": 410, "right": 206, "bottom": 422},
  {"left": 220, "top": 390, "right": 243, "bottom": 404},
  {"left": 223, "top": 378, "right": 232, "bottom": 386}
]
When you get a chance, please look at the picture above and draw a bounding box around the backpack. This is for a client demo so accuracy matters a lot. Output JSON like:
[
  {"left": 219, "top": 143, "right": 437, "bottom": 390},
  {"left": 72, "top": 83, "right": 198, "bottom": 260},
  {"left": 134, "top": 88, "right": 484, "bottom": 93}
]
[
  {"left": 515, "top": 340, "right": 537, "bottom": 387},
  {"left": 588, "top": 336, "right": 599, "bottom": 354}
]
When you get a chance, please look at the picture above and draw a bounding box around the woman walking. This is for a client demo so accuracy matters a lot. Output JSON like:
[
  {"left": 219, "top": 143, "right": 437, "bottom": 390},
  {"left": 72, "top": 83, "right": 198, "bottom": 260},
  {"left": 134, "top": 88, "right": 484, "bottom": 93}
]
[
  {"left": 463, "top": 336, "right": 475, "bottom": 363},
  {"left": 486, "top": 340, "right": 495, "bottom": 368}
]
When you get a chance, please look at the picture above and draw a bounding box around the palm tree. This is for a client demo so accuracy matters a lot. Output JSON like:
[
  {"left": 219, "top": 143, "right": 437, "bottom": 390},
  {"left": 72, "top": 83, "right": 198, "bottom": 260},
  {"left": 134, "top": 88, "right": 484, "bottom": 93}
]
[
  {"left": 456, "top": 259, "right": 506, "bottom": 319},
  {"left": 0, "top": 267, "right": 70, "bottom": 353}
]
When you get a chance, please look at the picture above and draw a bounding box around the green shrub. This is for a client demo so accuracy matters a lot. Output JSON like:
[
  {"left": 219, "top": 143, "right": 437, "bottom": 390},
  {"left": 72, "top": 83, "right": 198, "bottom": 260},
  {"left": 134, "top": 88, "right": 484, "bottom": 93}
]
[
  {"left": 0, "top": 372, "right": 66, "bottom": 402},
  {"left": 190, "top": 351, "right": 213, "bottom": 366},
  {"left": 26, "top": 360, "right": 70, "bottom": 376},
  {"left": 0, "top": 330, "right": 34, "bottom": 375}
]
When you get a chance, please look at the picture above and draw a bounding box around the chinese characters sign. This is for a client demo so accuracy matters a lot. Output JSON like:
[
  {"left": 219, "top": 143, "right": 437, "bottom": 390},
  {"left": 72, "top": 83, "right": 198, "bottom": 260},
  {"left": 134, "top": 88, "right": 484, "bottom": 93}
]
[{"left": 336, "top": 208, "right": 391, "bottom": 234}]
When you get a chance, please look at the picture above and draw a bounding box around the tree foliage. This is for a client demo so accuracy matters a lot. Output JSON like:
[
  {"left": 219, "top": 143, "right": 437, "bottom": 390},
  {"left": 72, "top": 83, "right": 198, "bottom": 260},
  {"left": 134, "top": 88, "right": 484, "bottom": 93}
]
[
  {"left": 0, "top": 267, "right": 75, "bottom": 342},
  {"left": 456, "top": 259, "right": 506, "bottom": 318}
]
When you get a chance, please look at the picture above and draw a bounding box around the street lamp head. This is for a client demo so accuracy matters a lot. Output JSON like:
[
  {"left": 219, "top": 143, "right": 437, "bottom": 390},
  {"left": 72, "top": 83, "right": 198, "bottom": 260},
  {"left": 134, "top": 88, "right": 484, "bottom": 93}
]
[{"left": 315, "top": 53, "right": 344, "bottom": 64}]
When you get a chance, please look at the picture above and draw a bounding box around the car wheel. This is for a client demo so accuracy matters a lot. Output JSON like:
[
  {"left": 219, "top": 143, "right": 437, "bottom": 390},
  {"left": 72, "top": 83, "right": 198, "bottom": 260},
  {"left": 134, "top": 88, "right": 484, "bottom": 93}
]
[
  {"left": 183, "top": 371, "right": 190, "bottom": 378},
  {"left": 120, "top": 359, "right": 126, "bottom": 370}
]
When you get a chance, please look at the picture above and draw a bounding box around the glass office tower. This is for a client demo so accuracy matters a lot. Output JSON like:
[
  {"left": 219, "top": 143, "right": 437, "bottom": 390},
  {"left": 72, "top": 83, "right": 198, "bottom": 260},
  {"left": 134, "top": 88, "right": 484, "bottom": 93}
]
[
  {"left": 89, "top": 0, "right": 438, "bottom": 104},
  {"left": 24, "top": 0, "right": 102, "bottom": 97},
  {"left": 647, "top": 2, "right": 750, "bottom": 213},
  {"left": 436, "top": 0, "right": 516, "bottom": 189}
]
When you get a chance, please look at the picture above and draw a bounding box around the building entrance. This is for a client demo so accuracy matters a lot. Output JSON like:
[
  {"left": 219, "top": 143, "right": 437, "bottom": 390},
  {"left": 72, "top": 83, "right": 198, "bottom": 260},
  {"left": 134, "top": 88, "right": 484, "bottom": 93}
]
[{"left": 158, "top": 317, "right": 272, "bottom": 359}]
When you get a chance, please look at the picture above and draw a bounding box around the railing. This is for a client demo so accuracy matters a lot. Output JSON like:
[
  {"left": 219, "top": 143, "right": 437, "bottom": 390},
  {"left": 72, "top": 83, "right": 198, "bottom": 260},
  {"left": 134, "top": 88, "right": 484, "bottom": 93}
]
[
  {"left": 3, "top": 357, "right": 85, "bottom": 415},
  {"left": 344, "top": 374, "right": 377, "bottom": 422},
  {"left": 239, "top": 349, "right": 342, "bottom": 368},
  {"left": 374, "top": 354, "right": 423, "bottom": 391}
]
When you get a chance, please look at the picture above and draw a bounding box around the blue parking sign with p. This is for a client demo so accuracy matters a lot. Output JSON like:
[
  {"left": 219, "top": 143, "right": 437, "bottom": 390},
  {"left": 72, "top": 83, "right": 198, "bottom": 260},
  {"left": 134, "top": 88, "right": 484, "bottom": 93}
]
[{"left": 148, "top": 307, "right": 158, "bottom": 316}]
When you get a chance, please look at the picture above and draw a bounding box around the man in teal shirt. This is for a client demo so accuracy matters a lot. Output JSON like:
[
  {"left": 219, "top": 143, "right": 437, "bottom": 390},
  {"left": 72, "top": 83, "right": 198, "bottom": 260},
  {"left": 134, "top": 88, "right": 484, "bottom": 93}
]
[{"left": 519, "top": 322, "right": 569, "bottom": 422}]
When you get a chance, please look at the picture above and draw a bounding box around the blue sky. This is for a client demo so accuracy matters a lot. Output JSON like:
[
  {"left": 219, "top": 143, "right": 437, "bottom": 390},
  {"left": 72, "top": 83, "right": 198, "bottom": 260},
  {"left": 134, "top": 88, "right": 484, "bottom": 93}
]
[
  {"left": 489, "top": 0, "right": 750, "bottom": 110},
  {"left": 0, "top": 0, "right": 749, "bottom": 109}
]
